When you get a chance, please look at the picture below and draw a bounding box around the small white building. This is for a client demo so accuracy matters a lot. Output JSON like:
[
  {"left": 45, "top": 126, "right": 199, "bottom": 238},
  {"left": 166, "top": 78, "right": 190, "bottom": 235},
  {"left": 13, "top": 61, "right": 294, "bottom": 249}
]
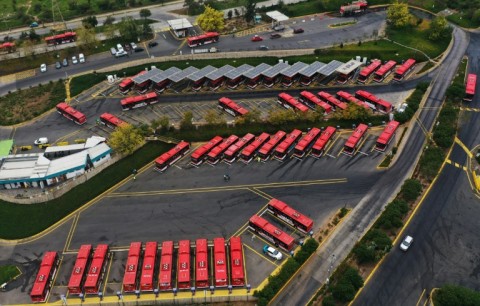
[{"left": 168, "top": 18, "right": 193, "bottom": 38}]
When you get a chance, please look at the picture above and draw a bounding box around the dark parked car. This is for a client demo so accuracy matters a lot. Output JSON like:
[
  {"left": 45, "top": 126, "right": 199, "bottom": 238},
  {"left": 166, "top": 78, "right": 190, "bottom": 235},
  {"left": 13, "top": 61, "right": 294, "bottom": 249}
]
[
  {"left": 293, "top": 28, "right": 304, "bottom": 34},
  {"left": 124, "top": 43, "right": 131, "bottom": 51},
  {"left": 62, "top": 58, "right": 68, "bottom": 67},
  {"left": 258, "top": 45, "right": 269, "bottom": 51},
  {"left": 55, "top": 61, "right": 62, "bottom": 69},
  {"left": 270, "top": 33, "right": 281, "bottom": 39},
  {"left": 148, "top": 41, "right": 158, "bottom": 48},
  {"left": 134, "top": 47, "right": 144, "bottom": 53}
]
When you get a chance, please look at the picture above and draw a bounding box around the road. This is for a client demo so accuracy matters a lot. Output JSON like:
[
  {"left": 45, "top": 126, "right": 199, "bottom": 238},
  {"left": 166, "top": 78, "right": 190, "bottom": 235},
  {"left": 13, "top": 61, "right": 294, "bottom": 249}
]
[
  {"left": 270, "top": 27, "right": 469, "bottom": 306},
  {"left": 352, "top": 31, "right": 480, "bottom": 306}
]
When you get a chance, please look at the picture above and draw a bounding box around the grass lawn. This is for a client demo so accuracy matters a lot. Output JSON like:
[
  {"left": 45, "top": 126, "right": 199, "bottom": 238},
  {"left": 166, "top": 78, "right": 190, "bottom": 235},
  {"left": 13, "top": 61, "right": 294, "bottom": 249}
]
[
  {"left": 0, "top": 141, "right": 174, "bottom": 239},
  {"left": 0, "top": 265, "right": 20, "bottom": 284},
  {"left": 446, "top": 13, "right": 480, "bottom": 29}
]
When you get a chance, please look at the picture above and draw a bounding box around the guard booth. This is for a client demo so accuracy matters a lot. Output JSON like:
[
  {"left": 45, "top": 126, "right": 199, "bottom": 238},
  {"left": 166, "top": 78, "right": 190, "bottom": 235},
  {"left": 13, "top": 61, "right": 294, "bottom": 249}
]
[
  {"left": 168, "top": 18, "right": 193, "bottom": 38},
  {"left": 335, "top": 59, "right": 363, "bottom": 84},
  {"left": 266, "top": 11, "right": 289, "bottom": 31}
]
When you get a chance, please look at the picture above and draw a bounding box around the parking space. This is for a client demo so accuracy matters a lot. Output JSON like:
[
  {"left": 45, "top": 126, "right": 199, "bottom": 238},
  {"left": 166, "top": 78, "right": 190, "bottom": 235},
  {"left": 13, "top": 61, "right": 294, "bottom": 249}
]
[
  {"left": 325, "top": 135, "right": 347, "bottom": 158},
  {"left": 357, "top": 134, "right": 377, "bottom": 156}
]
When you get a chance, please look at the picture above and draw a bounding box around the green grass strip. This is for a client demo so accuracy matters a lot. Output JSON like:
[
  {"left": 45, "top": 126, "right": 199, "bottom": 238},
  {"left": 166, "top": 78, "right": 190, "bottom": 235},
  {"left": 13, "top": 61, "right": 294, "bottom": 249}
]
[{"left": 0, "top": 265, "right": 20, "bottom": 284}]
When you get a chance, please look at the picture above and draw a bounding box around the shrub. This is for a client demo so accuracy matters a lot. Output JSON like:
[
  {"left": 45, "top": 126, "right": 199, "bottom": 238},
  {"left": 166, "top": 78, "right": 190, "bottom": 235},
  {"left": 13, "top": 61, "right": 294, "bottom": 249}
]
[
  {"left": 400, "top": 179, "right": 422, "bottom": 202},
  {"left": 331, "top": 281, "right": 356, "bottom": 302},
  {"left": 353, "top": 242, "right": 376, "bottom": 263},
  {"left": 342, "top": 266, "right": 364, "bottom": 290},
  {"left": 419, "top": 146, "right": 445, "bottom": 179},
  {"left": 322, "top": 295, "right": 336, "bottom": 306}
]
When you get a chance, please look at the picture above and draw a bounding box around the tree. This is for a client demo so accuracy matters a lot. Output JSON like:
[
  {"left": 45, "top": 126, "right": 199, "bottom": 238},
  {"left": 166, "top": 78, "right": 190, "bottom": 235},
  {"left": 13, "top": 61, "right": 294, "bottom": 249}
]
[
  {"left": 428, "top": 16, "right": 450, "bottom": 40},
  {"left": 104, "top": 24, "right": 117, "bottom": 40},
  {"left": 244, "top": 0, "right": 257, "bottom": 24},
  {"left": 234, "top": 8, "right": 240, "bottom": 18},
  {"left": 386, "top": 1, "right": 411, "bottom": 28},
  {"left": 332, "top": 103, "right": 370, "bottom": 121},
  {"left": 236, "top": 107, "right": 261, "bottom": 124},
  {"left": 139, "top": 8, "right": 152, "bottom": 20},
  {"left": 227, "top": 10, "right": 233, "bottom": 20},
  {"left": 82, "top": 15, "right": 98, "bottom": 28},
  {"left": 118, "top": 17, "right": 140, "bottom": 41},
  {"left": 141, "top": 22, "right": 153, "bottom": 39},
  {"left": 28, "top": 29, "right": 40, "bottom": 41},
  {"left": 108, "top": 124, "right": 145, "bottom": 155},
  {"left": 197, "top": 6, "right": 225, "bottom": 32},
  {"left": 184, "top": 0, "right": 203, "bottom": 15},
  {"left": 331, "top": 282, "right": 356, "bottom": 302},
  {"left": 76, "top": 27, "right": 98, "bottom": 47},
  {"left": 267, "top": 109, "right": 297, "bottom": 125},
  {"left": 22, "top": 39, "right": 35, "bottom": 57},
  {"left": 204, "top": 109, "right": 226, "bottom": 125},
  {"left": 400, "top": 179, "right": 422, "bottom": 202},
  {"left": 180, "top": 111, "right": 194, "bottom": 130},
  {"left": 97, "top": 0, "right": 112, "bottom": 10},
  {"left": 103, "top": 15, "right": 115, "bottom": 26}
]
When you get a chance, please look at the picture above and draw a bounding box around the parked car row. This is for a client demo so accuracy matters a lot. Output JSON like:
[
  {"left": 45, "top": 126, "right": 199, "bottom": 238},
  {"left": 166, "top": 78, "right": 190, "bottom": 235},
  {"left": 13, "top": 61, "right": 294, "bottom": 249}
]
[{"left": 40, "top": 53, "right": 85, "bottom": 72}]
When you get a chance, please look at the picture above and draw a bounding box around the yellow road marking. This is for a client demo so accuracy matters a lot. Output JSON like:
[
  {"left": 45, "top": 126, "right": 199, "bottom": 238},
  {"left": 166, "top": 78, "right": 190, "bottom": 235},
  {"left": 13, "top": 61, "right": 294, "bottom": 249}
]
[
  {"left": 249, "top": 187, "right": 273, "bottom": 200},
  {"left": 243, "top": 243, "right": 278, "bottom": 266},
  {"left": 102, "top": 252, "right": 114, "bottom": 293},
  {"left": 241, "top": 243, "right": 248, "bottom": 285},
  {"left": 460, "top": 107, "right": 480, "bottom": 112},
  {"left": 172, "top": 39, "right": 187, "bottom": 55},
  {"left": 47, "top": 256, "right": 64, "bottom": 303},
  {"left": 454, "top": 136, "right": 473, "bottom": 158},
  {"left": 63, "top": 214, "right": 79, "bottom": 253},
  {"left": 416, "top": 288, "right": 426, "bottom": 306},
  {"left": 415, "top": 116, "right": 430, "bottom": 138}
]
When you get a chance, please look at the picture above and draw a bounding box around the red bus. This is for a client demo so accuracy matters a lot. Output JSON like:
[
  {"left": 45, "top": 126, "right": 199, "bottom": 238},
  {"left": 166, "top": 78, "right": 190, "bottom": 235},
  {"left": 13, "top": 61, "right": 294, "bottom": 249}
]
[
  {"left": 274, "top": 129, "right": 303, "bottom": 161},
  {"left": 293, "top": 127, "right": 321, "bottom": 158},
  {"left": 224, "top": 133, "right": 255, "bottom": 163},
  {"left": 68, "top": 244, "right": 92, "bottom": 295},
  {"left": 249, "top": 215, "right": 295, "bottom": 251},
  {"left": 393, "top": 59, "right": 416, "bottom": 81},
  {"left": 84, "top": 244, "right": 109, "bottom": 294},
  {"left": 373, "top": 60, "right": 397, "bottom": 82},
  {"left": 375, "top": 120, "right": 400, "bottom": 152},
  {"left": 465, "top": 73, "right": 477, "bottom": 102},
  {"left": 123, "top": 242, "right": 142, "bottom": 293},
  {"left": 311, "top": 126, "right": 337, "bottom": 158},
  {"left": 317, "top": 91, "right": 348, "bottom": 111},
  {"left": 229, "top": 237, "right": 245, "bottom": 287},
  {"left": 158, "top": 241, "right": 174, "bottom": 291},
  {"left": 207, "top": 135, "right": 239, "bottom": 165},
  {"left": 240, "top": 132, "right": 270, "bottom": 163},
  {"left": 277, "top": 93, "right": 309, "bottom": 113},
  {"left": 177, "top": 240, "right": 191, "bottom": 289},
  {"left": 190, "top": 136, "right": 223, "bottom": 166},
  {"left": 336, "top": 91, "right": 370, "bottom": 110},
  {"left": 187, "top": 32, "right": 219, "bottom": 47},
  {"left": 99, "top": 113, "right": 129, "bottom": 129},
  {"left": 45, "top": 32, "right": 76, "bottom": 45},
  {"left": 258, "top": 130, "right": 287, "bottom": 161},
  {"left": 121, "top": 92, "right": 158, "bottom": 111},
  {"left": 195, "top": 239, "right": 209, "bottom": 288},
  {"left": 56, "top": 102, "right": 87, "bottom": 125},
  {"left": 267, "top": 198, "right": 313, "bottom": 233},
  {"left": 154, "top": 141, "right": 190, "bottom": 172},
  {"left": 119, "top": 71, "right": 147, "bottom": 94},
  {"left": 213, "top": 238, "right": 228, "bottom": 287},
  {"left": 218, "top": 97, "right": 249, "bottom": 117},
  {"left": 30, "top": 252, "right": 59, "bottom": 303},
  {"left": 140, "top": 242, "right": 157, "bottom": 292},
  {"left": 298, "top": 91, "right": 332, "bottom": 114},
  {"left": 343, "top": 123, "right": 368, "bottom": 156},
  {"left": 355, "top": 90, "right": 392, "bottom": 113},
  {"left": 357, "top": 60, "right": 381, "bottom": 83}
]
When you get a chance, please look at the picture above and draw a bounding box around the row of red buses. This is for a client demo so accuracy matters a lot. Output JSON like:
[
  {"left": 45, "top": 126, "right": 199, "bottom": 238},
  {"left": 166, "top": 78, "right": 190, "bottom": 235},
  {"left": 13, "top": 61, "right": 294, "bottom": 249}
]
[
  {"left": 99, "top": 113, "right": 129, "bottom": 129},
  {"left": 465, "top": 73, "right": 477, "bottom": 102},
  {"left": 45, "top": 32, "right": 76, "bottom": 45},
  {"left": 336, "top": 91, "right": 370, "bottom": 110},
  {"left": 258, "top": 130, "right": 287, "bottom": 161},
  {"left": 84, "top": 244, "right": 109, "bottom": 295},
  {"left": 177, "top": 240, "right": 191, "bottom": 289},
  {"left": 30, "top": 252, "right": 59, "bottom": 303},
  {"left": 298, "top": 91, "right": 332, "bottom": 114},
  {"left": 207, "top": 135, "right": 239, "bottom": 165},
  {"left": 140, "top": 242, "right": 158, "bottom": 292},
  {"left": 224, "top": 133, "right": 255, "bottom": 163},
  {"left": 195, "top": 239, "right": 209, "bottom": 288},
  {"left": 229, "top": 237, "right": 245, "bottom": 287},
  {"left": 249, "top": 215, "right": 295, "bottom": 251},
  {"left": 277, "top": 93, "right": 309, "bottom": 113},
  {"left": 373, "top": 60, "right": 397, "bottom": 82},
  {"left": 119, "top": 71, "right": 147, "bottom": 94},
  {"left": 159, "top": 241, "right": 174, "bottom": 291},
  {"left": 56, "top": 102, "right": 87, "bottom": 125},
  {"left": 213, "top": 238, "right": 228, "bottom": 287},
  {"left": 355, "top": 90, "right": 393, "bottom": 113},
  {"left": 187, "top": 32, "right": 219, "bottom": 47},
  {"left": 123, "top": 242, "right": 142, "bottom": 293},
  {"left": 343, "top": 123, "right": 368, "bottom": 156},
  {"left": 357, "top": 60, "right": 381, "bottom": 83},
  {"left": 121, "top": 92, "right": 158, "bottom": 111},
  {"left": 0, "top": 42, "right": 15, "bottom": 53},
  {"left": 393, "top": 59, "right": 416, "bottom": 81},
  {"left": 293, "top": 127, "right": 321, "bottom": 158},
  {"left": 67, "top": 245, "right": 92, "bottom": 295},
  {"left": 240, "top": 133, "right": 270, "bottom": 163},
  {"left": 375, "top": 120, "right": 400, "bottom": 152},
  {"left": 154, "top": 141, "right": 190, "bottom": 172},
  {"left": 218, "top": 97, "right": 249, "bottom": 117},
  {"left": 274, "top": 129, "right": 303, "bottom": 161},
  {"left": 267, "top": 198, "right": 314, "bottom": 233},
  {"left": 190, "top": 136, "right": 223, "bottom": 166},
  {"left": 311, "top": 126, "right": 337, "bottom": 158},
  {"left": 318, "top": 91, "right": 348, "bottom": 111}
]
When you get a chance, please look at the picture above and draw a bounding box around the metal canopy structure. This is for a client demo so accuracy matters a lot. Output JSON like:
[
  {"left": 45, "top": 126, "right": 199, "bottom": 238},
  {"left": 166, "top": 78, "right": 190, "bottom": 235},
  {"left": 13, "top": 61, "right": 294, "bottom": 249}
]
[
  {"left": 336, "top": 59, "right": 363, "bottom": 75},
  {"left": 150, "top": 67, "right": 182, "bottom": 83},
  {"left": 225, "top": 64, "right": 254, "bottom": 80},
  {"left": 299, "top": 61, "right": 326, "bottom": 77},
  {"left": 168, "top": 66, "right": 199, "bottom": 83},
  {"left": 206, "top": 65, "right": 235, "bottom": 80},
  {"left": 266, "top": 11, "right": 289, "bottom": 22},
  {"left": 188, "top": 65, "right": 217, "bottom": 82},
  {"left": 133, "top": 68, "right": 162, "bottom": 84},
  {"left": 262, "top": 62, "right": 290, "bottom": 78},
  {"left": 244, "top": 63, "right": 272, "bottom": 79},
  {"left": 281, "top": 62, "right": 309, "bottom": 78},
  {"left": 167, "top": 18, "right": 193, "bottom": 30},
  {"left": 318, "top": 60, "right": 344, "bottom": 76}
]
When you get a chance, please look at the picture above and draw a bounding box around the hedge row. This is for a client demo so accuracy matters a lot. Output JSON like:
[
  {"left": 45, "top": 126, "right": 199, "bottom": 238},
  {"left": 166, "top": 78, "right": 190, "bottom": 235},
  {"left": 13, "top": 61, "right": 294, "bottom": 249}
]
[
  {"left": 394, "top": 82, "right": 429, "bottom": 124},
  {"left": 253, "top": 238, "right": 319, "bottom": 306},
  {"left": 434, "top": 284, "right": 480, "bottom": 306},
  {"left": 322, "top": 265, "right": 364, "bottom": 305}
]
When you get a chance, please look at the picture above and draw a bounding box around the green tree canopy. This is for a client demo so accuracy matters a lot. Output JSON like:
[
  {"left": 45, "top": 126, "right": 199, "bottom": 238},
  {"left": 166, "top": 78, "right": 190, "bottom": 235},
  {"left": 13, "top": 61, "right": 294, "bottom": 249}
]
[
  {"left": 197, "top": 6, "right": 225, "bottom": 32},
  {"left": 428, "top": 16, "right": 450, "bottom": 40},
  {"left": 76, "top": 26, "right": 98, "bottom": 48},
  {"left": 245, "top": 0, "right": 257, "bottom": 24},
  {"left": 387, "top": 1, "right": 412, "bottom": 28},
  {"left": 118, "top": 17, "right": 140, "bottom": 42},
  {"left": 108, "top": 124, "right": 145, "bottom": 155}
]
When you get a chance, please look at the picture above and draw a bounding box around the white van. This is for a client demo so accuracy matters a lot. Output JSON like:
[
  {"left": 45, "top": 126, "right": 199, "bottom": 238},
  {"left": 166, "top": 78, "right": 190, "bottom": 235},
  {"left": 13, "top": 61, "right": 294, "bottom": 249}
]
[
  {"left": 116, "top": 43, "right": 124, "bottom": 53},
  {"left": 34, "top": 137, "right": 49, "bottom": 145},
  {"left": 79, "top": 53, "right": 85, "bottom": 63}
]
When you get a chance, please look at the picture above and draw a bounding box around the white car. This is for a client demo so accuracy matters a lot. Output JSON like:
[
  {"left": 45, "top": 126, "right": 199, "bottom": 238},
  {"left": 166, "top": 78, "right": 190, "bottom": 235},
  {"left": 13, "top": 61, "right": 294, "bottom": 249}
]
[
  {"left": 72, "top": 56, "right": 78, "bottom": 64},
  {"left": 263, "top": 245, "right": 283, "bottom": 260},
  {"left": 398, "top": 103, "right": 408, "bottom": 113},
  {"left": 130, "top": 42, "right": 138, "bottom": 50},
  {"left": 400, "top": 235, "right": 413, "bottom": 251},
  {"left": 79, "top": 53, "right": 85, "bottom": 63},
  {"left": 116, "top": 43, "right": 124, "bottom": 53},
  {"left": 34, "top": 137, "right": 49, "bottom": 146},
  {"left": 115, "top": 50, "right": 128, "bottom": 58},
  {"left": 40, "top": 64, "right": 47, "bottom": 73}
]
